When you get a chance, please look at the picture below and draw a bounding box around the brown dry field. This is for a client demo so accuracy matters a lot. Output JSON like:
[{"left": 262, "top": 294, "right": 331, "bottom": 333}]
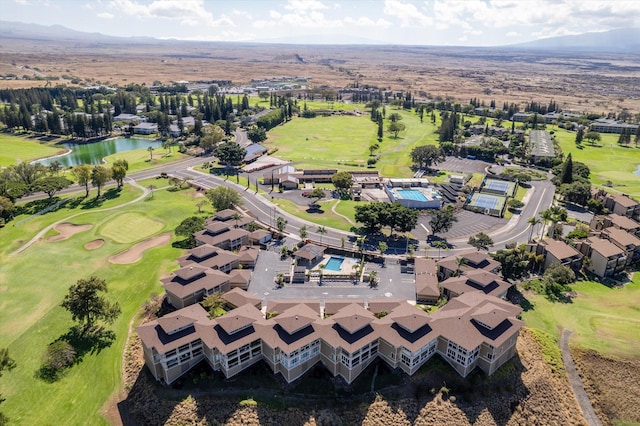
[
  {"left": 1, "top": 38, "right": 640, "bottom": 113},
  {"left": 573, "top": 349, "right": 640, "bottom": 426},
  {"left": 114, "top": 326, "right": 587, "bottom": 426}
]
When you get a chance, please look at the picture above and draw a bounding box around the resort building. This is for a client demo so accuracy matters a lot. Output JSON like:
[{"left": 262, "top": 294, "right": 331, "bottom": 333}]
[
  {"left": 437, "top": 251, "right": 501, "bottom": 280},
  {"left": 439, "top": 270, "right": 512, "bottom": 300},
  {"left": 591, "top": 214, "right": 640, "bottom": 237},
  {"left": 414, "top": 258, "right": 440, "bottom": 304},
  {"left": 528, "top": 130, "right": 555, "bottom": 163},
  {"left": 384, "top": 181, "right": 444, "bottom": 209},
  {"left": 577, "top": 237, "right": 627, "bottom": 278},
  {"left": 527, "top": 239, "right": 584, "bottom": 271},
  {"left": 590, "top": 118, "right": 638, "bottom": 135},
  {"left": 138, "top": 290, "right": 523, "bottom": 385},
  {"left": 161, "top": 264, "right": 231, "bottom": 309}
]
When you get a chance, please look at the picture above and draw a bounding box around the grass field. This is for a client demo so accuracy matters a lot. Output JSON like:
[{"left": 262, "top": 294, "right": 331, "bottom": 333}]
[
  {"left": 0, "top": 182, "right": 207, "bottom": 425},
  {"left": 102, "top": 147, "right": 188, "bottom": 173},
  {"left": 264, "top": 106, "right": 441, "bottom": 178},
  {"left": 521, "top": 274, "right": 640, "bottom": 359},
  {"left": 99, "top": 212, "right": 164, "bottom": 243},
  {"left": 0, "top": 133, "right": 67, "bottom": 166},
  {"left": 553, "top": 128, "right": 640, "bottom": 197},
  {"left": 273, "top": 198, "right": 354, "bottom": 232}
]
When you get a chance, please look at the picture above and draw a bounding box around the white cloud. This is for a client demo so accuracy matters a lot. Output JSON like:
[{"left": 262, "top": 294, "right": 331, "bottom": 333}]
[
  {"left": 13, "top": 0, "right": 29, "bottom": 4},
  {"left": 232, "top": 9, "right": 253, "bottom": 20},
  {"left": 284, "top": 0, "right": 328, "bottom": 12},
  {"left": 97, "top": 12, "right": 114, "bottom": 19},
  {"left": 344, "top": 16, "right": 392, "bottom": 28},
  {"left": 108, "top": 0, "right": 234, "bottom": 27},
  {"left": 383, "top": 0, "right": 432, "bottom": 26}
]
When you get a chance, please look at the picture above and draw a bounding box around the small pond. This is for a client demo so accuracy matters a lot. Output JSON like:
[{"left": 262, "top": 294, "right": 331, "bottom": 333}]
[
  {"left": 36, "top": 138, "right": 161, "bottom": 167},
  {"left": 634, "top": 165, "right": 640, "bottom": 176}
]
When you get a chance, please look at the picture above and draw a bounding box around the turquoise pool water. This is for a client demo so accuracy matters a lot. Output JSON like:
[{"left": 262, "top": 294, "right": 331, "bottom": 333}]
[
  {"left": 396, "top": 189, "right": 428, "bottom": 202},
  {"left": 325, "top": 256, "right": 344, "bottom": 271}
]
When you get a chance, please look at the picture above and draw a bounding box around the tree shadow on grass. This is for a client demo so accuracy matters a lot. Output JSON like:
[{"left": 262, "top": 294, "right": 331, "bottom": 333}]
[
  {"left": 35, "top": 325, "right": 116, "bottom": 383},
  {"left": 172, "top": 238, "right": 195, "bottom": 249},
  {"left": 81, "top": 188, "right": 121, "bottom": 209},
  {"left": 507, "top": 285, "right": 534, "bottom": 312}
]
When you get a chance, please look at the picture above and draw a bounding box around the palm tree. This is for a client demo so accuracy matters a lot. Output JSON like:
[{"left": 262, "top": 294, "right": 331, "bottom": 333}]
[
  {"left": 316, "top": 226, "right": 327, "bottom": 244},
  {"left": 231, "top": 212, "right": 241, "bottom": 228},
  {"left": 147, "top": 146, "right": 154, "bottom": 161},
  {"left": 527, "top": 217, "right": 541, "bottom": 241},
  {"left": 299, "top": 225, "right": 308, "bottom": 241},
  {"left": 432, "top": 240, "right": 448, "bottom": 258},
  {"left": 454, "top": 256, "right": 466, "bottom": 277},
  {"left": 539, "top": 209, "right": 553, "bottom": 240},
  {"left": 148, "top": 184, "right": 156, "bottom": 199}
]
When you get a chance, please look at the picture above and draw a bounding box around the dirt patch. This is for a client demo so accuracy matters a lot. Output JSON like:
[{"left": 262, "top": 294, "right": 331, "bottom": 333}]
[
  {"left": 573, "top": 349, "right": 640, "bottom": 426},
  {"left": 194, "top": 192, "right": 205, "bottom": 199},
  {"left": 108, "top": 233, "right": 171, "bottom": 264},
  {"left": 118, "top": 327, "right": 587, "bottom": 426},
  {"left": 47, "top": 223, "right": 92, "bottom": 242},
  {"left": 84, "top": 239, "right": 104, "bottom": 250}
]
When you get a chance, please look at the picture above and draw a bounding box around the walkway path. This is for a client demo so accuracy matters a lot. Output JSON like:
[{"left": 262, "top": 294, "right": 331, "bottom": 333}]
[
  {"left": 10, "top": 178, "right": 150, "bottom": 256},
  {"left": 560, "top": 329, "right": 602, "bottom": 426},
  {"left": 330, "top": 200, "right": 356, "bottom": 227}
]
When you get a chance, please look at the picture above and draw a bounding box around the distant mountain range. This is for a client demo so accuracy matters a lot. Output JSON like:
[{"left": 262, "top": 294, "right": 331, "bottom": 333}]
[
  {"left": 1, "top": 20, "right": 639, "bottom": 51},
  {"left": 510, "top": 28, "right": 640, "bottom": 51}
]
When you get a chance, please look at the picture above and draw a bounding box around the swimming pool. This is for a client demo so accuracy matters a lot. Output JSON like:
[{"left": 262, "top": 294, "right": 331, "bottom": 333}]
[
  {"left": 325, "top": 256, "right": 344, "bottom": 272},
  {"left": 396, "top": 189, "right": 429, "bottom": 202}
]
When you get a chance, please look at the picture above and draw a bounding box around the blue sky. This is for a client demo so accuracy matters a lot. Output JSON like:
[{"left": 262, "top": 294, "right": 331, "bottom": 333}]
[{"left": 2, "top": 0, "right": 639, "bottom": 46}]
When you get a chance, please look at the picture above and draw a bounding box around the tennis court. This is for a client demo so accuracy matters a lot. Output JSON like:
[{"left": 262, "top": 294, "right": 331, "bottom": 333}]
[
  {"left": 467, "top": 192, "right": 507, "bottom": 216},
  {"left": 482, "top": 178, "right": 517, "bottom": 196}
]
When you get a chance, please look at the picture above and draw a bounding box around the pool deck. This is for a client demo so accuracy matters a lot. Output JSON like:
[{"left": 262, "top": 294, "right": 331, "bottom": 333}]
[{"left": 315, "top": 255, "right": 359, "bottom": 275}]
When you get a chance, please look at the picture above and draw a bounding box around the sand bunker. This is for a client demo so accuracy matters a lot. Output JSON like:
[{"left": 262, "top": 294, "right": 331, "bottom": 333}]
[
  {"left": 48, "top": 223, "right": 93, "bottom": 242},
  {"left": 108, "top": 233, "right": 172, "bottom": 264},
  {"left": 84, "top": 239, "right": 104, "bottom": 250}
]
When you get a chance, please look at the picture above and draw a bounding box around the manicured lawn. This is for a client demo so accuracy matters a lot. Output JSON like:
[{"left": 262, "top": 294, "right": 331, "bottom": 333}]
[
  {"left": 273, "top": 198, "right": 353, "bottom": 232},
  {"left": 264, "top": 107, "right": 441, "bottom": 178},
  {"left": 99, "top": 212, "right": 164, "bottom": 243},
  {"left": 521, "top": 274, "right": 640, "bottom": 359},
  {"left": 102, "top": 147, "right": 188, "bottom": 172},
  {"left": 553, "top": 128, "right": 640, "bottom": 197},
  {"left": 0, "top": 183, "right": 207, "bottom": 425},
  {"left": 0, "top": 133, "right": 67, "bottom": 166}
]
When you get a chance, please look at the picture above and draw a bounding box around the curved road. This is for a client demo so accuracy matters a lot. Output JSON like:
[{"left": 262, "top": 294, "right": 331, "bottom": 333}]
[{"left": 20, "top": 150, "right": 555, "bottom": 255}]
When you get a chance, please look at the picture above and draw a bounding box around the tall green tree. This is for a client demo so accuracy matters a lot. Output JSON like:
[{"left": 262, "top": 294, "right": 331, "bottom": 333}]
[
  {"left": 467, "top": 232, "right": 494, "bottom": 251},
  {"left": 60, "top": 276, "right": 121, "bottom": 331},
  {"left": 388, "top": 121, "right": 406, "bottom": 138},
  {"left": 584, "top": 131, "right": 601, "bottom": 146},
  {"left": 331, "top": 171, "right": 353, "bottom": 197},
  {"left": 247, "top": 126, "right": 267, "bottom": 143},
  {"left": 276, "top": 216, "right": 287, "bottom": 237},
  {"left": 428, "top": 205, "right": 458, "bottom": 237},
  {"left": 71, "top": 164, "right": 92, "bottom": 198},
  {"left": 175, "top": 216, "right": 205, "bottom": 247},
  {"left": 32, "top": 176, "right": 72, "bottom": 199},
  {"left": 560, "top": 152, "right": 573, "bottom": 184},
  {"left": 411, "top": 145, "right": 444, "bottom": 170},
  {"left": 299, "top": 225, "right": 308, "bottom": 240},
  {"left": 91, "top": 166, "right": 111, "bottom": 197},
  {"left": 111, "top": 159, "right": 128, "bottom": 188},
  {"left": 214, "top": 141, "right": 246, "bottom": 167},
  {"left": 575, "top": 127, "right": 584, "bottom": 145},
  {"left": 205, "top": 186, "right": 241, "bottom": 211}
]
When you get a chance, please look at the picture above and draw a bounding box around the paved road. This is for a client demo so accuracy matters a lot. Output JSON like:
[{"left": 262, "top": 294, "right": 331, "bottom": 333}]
[
  {"left": 560, "top": 329, "right": 602, "bottom": 426},
  {"left": 22, "top": 152, "right": 555, "bottom": 256}
]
